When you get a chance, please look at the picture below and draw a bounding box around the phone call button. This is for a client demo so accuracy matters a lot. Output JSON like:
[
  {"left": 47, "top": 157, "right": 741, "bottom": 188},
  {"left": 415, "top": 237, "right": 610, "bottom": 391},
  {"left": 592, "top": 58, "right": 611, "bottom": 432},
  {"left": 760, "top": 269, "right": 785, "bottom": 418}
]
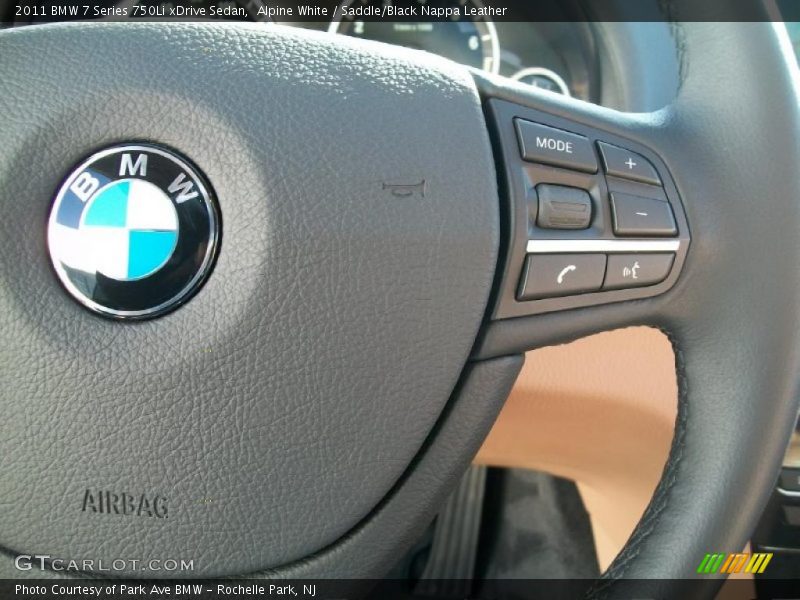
[{"left": 517, "top": 254, "right": 606, "bottom": 301}]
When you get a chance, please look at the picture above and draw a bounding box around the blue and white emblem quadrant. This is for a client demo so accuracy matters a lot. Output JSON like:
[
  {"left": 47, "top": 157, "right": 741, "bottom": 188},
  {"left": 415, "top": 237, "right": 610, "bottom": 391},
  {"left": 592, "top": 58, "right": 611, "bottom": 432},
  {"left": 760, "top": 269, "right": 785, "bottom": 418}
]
[{"left": 78, "top": 179, "right": 179, "bottom": 281}]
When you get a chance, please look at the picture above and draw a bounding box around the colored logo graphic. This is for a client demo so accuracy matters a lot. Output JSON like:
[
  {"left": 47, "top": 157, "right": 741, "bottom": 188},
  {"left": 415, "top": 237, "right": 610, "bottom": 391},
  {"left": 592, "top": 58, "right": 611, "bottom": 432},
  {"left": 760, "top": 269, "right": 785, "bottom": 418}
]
[
  {"left": 48, "top": 144, "right": 219, "bottom": 319},
  {"left": 80, "top": 179, "right": 179, "bottom": 281},
  {"left": 697, "top": 552, "right": 773, "bottom": 575}
]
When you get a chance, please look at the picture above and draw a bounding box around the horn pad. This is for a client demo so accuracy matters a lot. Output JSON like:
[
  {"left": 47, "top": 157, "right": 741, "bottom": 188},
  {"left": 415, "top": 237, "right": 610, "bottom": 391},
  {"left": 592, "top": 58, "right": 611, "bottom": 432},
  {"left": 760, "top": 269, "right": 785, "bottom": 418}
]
[{"left": 0, "top": 23, "right": 498, "bottom": 575}]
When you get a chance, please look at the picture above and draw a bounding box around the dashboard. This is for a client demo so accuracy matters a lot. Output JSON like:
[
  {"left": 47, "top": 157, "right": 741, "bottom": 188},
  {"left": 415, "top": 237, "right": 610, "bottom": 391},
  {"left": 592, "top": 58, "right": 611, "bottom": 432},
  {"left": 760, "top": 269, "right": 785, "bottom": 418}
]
[{"left": 6, "top": 0, "right": 600, "bottom": 101}]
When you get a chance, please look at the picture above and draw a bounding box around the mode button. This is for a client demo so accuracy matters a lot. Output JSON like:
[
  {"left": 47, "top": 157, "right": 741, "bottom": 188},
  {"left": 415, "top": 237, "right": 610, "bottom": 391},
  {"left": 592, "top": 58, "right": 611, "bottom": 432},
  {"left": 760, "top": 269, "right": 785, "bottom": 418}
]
[{"left": 514, "top": 119, "right": 598, "bottom": 173}]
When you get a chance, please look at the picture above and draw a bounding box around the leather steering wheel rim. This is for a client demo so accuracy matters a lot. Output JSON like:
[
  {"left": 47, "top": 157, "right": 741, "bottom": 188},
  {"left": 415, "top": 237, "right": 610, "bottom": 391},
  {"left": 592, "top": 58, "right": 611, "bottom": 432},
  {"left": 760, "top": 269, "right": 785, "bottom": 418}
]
[{"left": 475, "top": 14, "right": 800, "bottom": 595}]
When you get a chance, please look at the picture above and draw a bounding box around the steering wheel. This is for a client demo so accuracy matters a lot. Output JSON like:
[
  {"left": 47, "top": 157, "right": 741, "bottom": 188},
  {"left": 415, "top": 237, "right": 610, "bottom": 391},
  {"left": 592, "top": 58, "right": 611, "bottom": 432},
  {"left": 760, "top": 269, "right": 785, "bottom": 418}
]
[{"left": 1, "top": 4, "right": 799, "bottom": 598}]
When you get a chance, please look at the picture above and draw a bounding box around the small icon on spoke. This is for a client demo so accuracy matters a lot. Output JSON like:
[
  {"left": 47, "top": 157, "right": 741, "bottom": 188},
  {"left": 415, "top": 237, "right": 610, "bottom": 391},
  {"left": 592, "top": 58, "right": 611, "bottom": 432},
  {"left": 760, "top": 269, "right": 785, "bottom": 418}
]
[
  {"left": 622, "top": 261, "right": 640, "bottom": 280},
  {"left": 557, "top": 264, "right": 577, "bottom": 284}
]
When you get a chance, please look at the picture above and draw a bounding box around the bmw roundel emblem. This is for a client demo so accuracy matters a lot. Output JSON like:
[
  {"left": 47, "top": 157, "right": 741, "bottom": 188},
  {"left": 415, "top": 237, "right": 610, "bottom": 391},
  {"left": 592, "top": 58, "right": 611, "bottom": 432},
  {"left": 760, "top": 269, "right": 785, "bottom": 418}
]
[{"left": 48, "top": 144, "right": 220, "bottom": 319}]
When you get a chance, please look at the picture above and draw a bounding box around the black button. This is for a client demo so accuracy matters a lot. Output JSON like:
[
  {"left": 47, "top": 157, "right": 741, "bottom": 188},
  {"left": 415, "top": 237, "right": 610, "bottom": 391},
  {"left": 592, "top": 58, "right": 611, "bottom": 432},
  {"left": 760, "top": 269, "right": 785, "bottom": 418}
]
[
  {"left": 514, "top": 119, "right": 598, "bottom": 173},
  {"left": 598, "top": 141, "right": 661, "bottom": 185},
  {"left": 603, "top": 254, "right": 674, "bottom": 290},
  {"left": 518, "top": 254, "right": 606, "bottom": 300},
  {"left": 611, "top": 192, "right": 677, "bottom": 237},
  {"left": 780, "top": 468, "right": 800, "bottom": 493},
  {"left": 536, "top": 184, "right": 592, "bottom": 230}
]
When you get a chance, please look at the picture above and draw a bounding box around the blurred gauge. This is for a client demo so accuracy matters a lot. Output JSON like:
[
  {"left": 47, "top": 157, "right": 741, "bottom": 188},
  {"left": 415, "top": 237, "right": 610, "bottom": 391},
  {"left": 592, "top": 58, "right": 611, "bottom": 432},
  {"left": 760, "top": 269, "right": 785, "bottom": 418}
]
[
  {"left": 511, "top": 67, "right": 571, "bottom": 96},
  {"left": 329, "top": 0, "right": 500, "bottom": 74}
]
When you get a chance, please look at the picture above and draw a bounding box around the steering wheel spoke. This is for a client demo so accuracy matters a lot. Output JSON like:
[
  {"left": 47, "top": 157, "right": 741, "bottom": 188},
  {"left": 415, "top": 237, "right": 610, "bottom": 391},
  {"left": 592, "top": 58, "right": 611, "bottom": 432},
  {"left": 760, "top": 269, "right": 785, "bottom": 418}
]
[{"left": 474, "top": 87, "right": 689, "bottom": 351}]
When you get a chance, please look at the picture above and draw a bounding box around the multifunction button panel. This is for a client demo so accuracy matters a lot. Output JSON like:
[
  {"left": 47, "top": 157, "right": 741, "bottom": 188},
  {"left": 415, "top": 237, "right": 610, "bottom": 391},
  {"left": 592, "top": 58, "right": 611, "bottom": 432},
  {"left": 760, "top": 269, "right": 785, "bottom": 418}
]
[{"left": 488, "top": 99, "right": 690, "bottom": 318}]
